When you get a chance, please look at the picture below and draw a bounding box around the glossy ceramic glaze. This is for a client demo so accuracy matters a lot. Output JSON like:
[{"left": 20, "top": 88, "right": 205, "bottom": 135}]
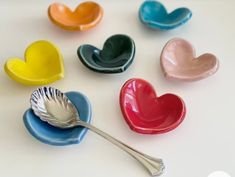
[
  {"left": 48, "top": 1, "right": 103, "bottom": 31},
  {"left": 4, "top": 40, "right": 64, "bottom": 85},
  {"left": 77, "top": 34, "right": 135, "bottom": 73},
  {"left": 24, "top": 91, "right": 91, "bottom": 146},
  {"left": 161, "top": 38, "right": 219, "bottom": 81},
  {"left": 120, "top": 78, "right": 186, "bottom": 134},
  {"left": 139, "top": 0, "right": 192, "bottom": 30}
]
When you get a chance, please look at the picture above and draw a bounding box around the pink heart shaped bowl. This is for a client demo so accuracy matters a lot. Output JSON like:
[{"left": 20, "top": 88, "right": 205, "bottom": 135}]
[{"left": 160, "top": 38, "right": 219, "bottom": 82}]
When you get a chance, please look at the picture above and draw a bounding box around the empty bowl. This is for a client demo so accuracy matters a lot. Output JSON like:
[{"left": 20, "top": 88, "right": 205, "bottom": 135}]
[
  {"left": 139, "top": 0, "right": 192, "bottom": 30},
  {"left": 48, "top": 1, "right": 103, "bottom": 31},
  {"left": 77, "top": 34, "right": 135, "bottom": 73},
  {"left": 120, "top": 78, "right": 186, "bottom": 134},
  {"left": 160, "top": 38, "right": 219, "bottom": 81},
  {"left": 4, "top": 40, "right": 64, "bottom": 85}
]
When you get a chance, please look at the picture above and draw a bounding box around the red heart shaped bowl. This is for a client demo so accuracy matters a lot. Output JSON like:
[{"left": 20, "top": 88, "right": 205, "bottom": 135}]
[{"left": 120, "top": 78, "right": 186, "bottom": 134}]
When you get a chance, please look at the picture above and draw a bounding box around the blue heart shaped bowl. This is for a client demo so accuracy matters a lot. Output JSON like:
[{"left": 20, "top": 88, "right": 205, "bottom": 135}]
[
  {"left": 139, "top": 0, "right": 192, "bottom": 30},
  {"left": 23, "top": 91, "right": 91, "bottom": 146}
]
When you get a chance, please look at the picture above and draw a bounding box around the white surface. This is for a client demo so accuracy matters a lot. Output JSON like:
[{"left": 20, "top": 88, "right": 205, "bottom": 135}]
[
  {"left": 0, "top": 0, "right": 234, "bottom": 177},
  {"left": 208, "top": 171, "right": 231, "bottom": 177}
]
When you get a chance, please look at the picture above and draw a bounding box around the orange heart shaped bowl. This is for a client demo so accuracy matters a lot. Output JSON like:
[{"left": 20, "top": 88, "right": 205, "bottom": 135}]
[{"left": 48, "top": 1, "right": 103, "bottom": 31}]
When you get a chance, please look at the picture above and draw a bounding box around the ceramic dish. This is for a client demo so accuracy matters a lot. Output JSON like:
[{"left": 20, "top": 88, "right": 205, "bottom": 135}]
[
  {"left": 160, "top": 38, "right": 219, "bottom": 81},
  {"left": 120, "top": 78, "right": 186, "bottom": 134},
  {"left": 24, "top": 91, "right": 91, "bottom": 146},
  {"left": 139, "top": 0, "right": 192, "bottom": 30},
  {"left": 77, "top": 34, "right": 135, "bottom": 73},
  {"left": 4, "top": 40, "right": 64, "bottom": 86},
  {"left": 48, "top": 1, "right": 103, "bottom": 31}
]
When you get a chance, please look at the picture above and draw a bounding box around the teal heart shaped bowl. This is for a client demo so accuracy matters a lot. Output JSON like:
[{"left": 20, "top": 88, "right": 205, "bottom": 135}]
[
  {"left": 77, "top": 34, "right": 135, "bottom": 73},
  {"left": 23, "top": 91, "right": 91, "bottom": 146},
  {"left": 139, "top": 0, "right": 192, "bottom": 30}
]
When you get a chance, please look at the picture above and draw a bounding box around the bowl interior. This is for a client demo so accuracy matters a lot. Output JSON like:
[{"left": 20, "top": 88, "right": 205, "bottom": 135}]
[
  {"left": 93, "top": 35, "right": 134, "bottom": 67},
  {"left": 140, "top": 1, "right": 168, "bottom": 23}
]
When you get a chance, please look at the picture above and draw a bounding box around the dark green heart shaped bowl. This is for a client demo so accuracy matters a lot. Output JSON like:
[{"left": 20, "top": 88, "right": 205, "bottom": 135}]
[{"left": 77, "top": 34, "right": 135, "bottom": 73}]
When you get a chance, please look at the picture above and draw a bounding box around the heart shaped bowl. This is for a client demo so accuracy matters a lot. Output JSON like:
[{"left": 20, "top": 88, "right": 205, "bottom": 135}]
[
  {"left": 48, "top": 1, "right": 103, "bottom": 31},
  {"left": 24, "top": 91, "right": 91, "bottom": 146},
  {"left": 120, "top": 78, "right": 186, "bottom": 134},
  {"left": 139, "top": 0, "right": 192, "bottom": 30},
  {"left": 77, "top": 34, "right": 135, "bottom": 73},
  {"left": 4, "top": 40, "right": 64, "bottom": 86},
  {"left": 160, "top": 38, "right": 219, "bottom": 81}
]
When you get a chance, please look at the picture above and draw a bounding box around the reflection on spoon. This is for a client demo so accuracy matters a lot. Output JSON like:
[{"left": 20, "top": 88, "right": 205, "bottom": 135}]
[{"left": 30, "top": 87, "right": 165, "bottom": 176}]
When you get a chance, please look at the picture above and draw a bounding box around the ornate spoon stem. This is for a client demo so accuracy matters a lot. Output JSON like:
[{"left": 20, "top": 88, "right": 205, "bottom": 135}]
[{"left": 77, "top": 120, "right": 165, "bottom": 176}]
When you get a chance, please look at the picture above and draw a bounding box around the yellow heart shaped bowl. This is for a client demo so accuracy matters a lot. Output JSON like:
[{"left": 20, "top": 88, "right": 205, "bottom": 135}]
[{"left": 4, "top": 40, "right": 64, "bottom": 86}]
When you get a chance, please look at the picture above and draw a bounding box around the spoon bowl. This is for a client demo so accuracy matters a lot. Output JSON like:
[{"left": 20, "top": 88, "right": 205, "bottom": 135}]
[{"left": 31, "top": 87, "right": 80, "bottom": 128}]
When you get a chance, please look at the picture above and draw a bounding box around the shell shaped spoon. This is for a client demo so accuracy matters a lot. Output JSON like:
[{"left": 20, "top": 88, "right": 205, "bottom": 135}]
[{"left": 30, "top": 87, "right": 165, "bottom": 176}]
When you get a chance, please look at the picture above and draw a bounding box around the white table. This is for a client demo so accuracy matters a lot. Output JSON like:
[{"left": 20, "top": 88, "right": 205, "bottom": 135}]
[{"left": 0, "top": 1, "right": 234, "bottom": 177}]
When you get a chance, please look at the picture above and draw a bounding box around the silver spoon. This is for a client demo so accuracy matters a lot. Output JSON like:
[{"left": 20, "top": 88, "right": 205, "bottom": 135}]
[{"left": 30, "top": 87, "right": 165, "bottom": 176}]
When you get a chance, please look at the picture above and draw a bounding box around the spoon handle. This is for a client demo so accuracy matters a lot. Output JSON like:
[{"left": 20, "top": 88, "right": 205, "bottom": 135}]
[{"left": 77, "top": 121, "right": 165, "bottom": 176}]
